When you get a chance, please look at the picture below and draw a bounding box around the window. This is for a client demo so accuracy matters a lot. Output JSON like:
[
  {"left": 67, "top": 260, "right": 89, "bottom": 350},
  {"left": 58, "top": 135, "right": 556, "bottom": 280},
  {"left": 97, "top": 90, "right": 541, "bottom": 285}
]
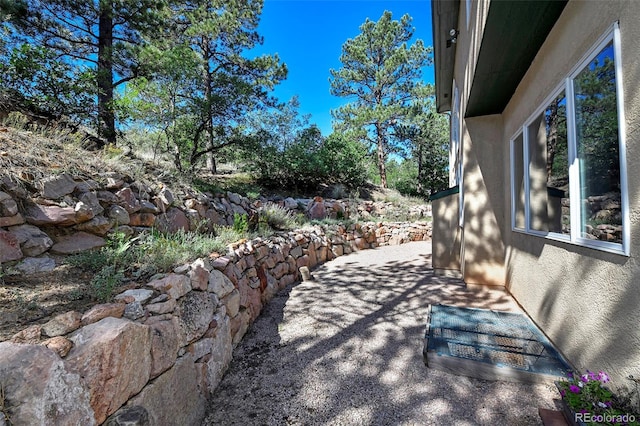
[{"left": 510, "top": 23, "right": 628, "bottom": 255}]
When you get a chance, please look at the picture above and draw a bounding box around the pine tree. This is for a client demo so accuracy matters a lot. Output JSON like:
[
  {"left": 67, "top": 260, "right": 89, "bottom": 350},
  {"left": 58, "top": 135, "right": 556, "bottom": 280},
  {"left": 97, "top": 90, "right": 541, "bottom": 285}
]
[
  {"left": 1, "top": 0, "right": 166, "bottom": 145},
  {"left": 329, "top": 11, "right": 432, "bottom": 188}
]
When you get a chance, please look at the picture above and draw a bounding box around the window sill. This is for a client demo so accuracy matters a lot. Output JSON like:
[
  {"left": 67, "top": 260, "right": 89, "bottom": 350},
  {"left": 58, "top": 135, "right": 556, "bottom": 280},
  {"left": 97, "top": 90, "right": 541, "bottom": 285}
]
[{"left": 511, "top": 227, "right": 629, "bottom": 257}]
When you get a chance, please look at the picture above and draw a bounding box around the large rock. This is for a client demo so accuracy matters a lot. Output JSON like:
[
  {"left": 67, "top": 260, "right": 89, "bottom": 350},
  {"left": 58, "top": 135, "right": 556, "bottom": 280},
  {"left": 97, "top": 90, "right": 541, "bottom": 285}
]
[
  {"left": 50, "top": 232, "right": 106, "bottom": 254},
  {"left": 0, "top": 195, "right": 18, "bottom": 217},
  {"left": 41, "top": 173, "right": 76, "bottom": 199},
  {"left": 104, "top": 405, "right": 150, "bottom": 426},
  {"left": 78, "top": 191, "right": 104, "bottom": 216},
  {"left": 80, "top": 303, "right": 125, "bottom": 326},
  {"left": 26, "top": 204, "right": 77, "bottom": 226},
  {"left": 0, "top": 213, "right": 24, "bottom": 227},
  {"left": 115, "top": 188, "right": 141, "bottom": 214},
  {"left": 75, "top": 215, "right": 113, "bottom": 235},
  {"left": 155, "top": 207, "right": 189, "bottom": 234},
  {"left": 175, "top": 291, "right": 216, "bottom": 346},
  {"left": 127, "top": 354, "right": 205, "bottom": 426},
  {"left": 146, "top": 274, "right": 191, "bottom": 300},
  {"left": 13, "top": 256, "right": 55, "bottom": 274},
  {"left": 107, "top": 205, "right": 131, "bottom": 226},
  {"left": 8, "top": 224, "right": 53, "bottom": 256},
  {"left": 0, "top": 342, "right": 95, "bottom": 426},
  {"left": 307, "top": 196, "right": 327, "bottom": 220},
  {"left": 0, "top": 229, "right": 22, "bottom": 262},
  {"left": 66, "top": 317, "right": 151, "bottom": 424},
  {"left": 205, "top": 313, "right": 232, "bottom": 393},
  {"left": 147, "top": 319, "right": 179, "bottom": 379},
  {"left": 42, "top": 311, "right": 82, "bottom": 337},
  {"left": 207, "top": 269, "right": 235, "bottom": 298}
]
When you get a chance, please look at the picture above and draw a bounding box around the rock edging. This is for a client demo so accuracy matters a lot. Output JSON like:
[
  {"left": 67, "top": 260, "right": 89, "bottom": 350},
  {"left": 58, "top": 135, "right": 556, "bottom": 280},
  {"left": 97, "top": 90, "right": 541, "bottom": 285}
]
[{"left": 0, "top": 221, "right": 431, "bottom": 426}]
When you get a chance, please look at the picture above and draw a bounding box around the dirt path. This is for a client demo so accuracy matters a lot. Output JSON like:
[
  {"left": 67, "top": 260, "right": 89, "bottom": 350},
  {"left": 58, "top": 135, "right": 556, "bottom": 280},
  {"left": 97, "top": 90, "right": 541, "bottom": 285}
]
[{"left": 203, "top": 241, "right": 558, "bottom": 425}]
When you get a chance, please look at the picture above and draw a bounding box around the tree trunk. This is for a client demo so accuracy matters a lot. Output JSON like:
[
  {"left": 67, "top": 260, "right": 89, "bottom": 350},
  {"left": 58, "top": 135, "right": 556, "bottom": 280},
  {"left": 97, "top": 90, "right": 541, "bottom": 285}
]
[
  {"left": 97, "top": 2, "right": 116, "bottom": 146},
  {"left": 202, "top": 38, "right": 217, "bottom": 174},
  {"left": 375, "top": 122, "right": 388, "bottom": 188},
  {"left": 416, "top": 136, "right": 424, "bottom": 195}
]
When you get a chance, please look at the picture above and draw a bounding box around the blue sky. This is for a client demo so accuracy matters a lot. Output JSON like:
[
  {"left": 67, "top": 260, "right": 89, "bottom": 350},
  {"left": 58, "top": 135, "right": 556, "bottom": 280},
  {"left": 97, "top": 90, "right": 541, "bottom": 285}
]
[{"left": 252, "top": 0, "right": 434, "bottom": 136}]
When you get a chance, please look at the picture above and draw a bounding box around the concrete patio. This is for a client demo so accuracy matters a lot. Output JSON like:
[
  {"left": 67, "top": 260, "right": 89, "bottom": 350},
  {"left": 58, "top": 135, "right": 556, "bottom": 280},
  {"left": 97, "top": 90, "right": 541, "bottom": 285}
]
[{"left": 203, "top": 241, "right": 559, "bottom": 425}]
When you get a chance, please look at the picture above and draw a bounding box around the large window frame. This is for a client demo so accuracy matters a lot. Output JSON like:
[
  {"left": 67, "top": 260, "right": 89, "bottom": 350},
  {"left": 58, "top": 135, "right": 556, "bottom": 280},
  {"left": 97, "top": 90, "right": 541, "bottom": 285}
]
[{"left": 510, "top": 23, "right": 629, "bottom": 256}]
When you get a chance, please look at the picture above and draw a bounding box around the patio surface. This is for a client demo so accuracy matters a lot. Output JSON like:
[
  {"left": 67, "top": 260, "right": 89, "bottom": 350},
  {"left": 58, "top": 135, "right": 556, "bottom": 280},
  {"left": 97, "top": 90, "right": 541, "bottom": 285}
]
[{"left": 203, "top": 241, "right": 559, "bottom": 425}]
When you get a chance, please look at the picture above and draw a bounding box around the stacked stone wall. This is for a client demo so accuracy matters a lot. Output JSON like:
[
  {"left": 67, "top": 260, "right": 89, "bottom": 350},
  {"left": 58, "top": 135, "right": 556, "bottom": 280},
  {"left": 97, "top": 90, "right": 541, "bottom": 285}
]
[{"left": 0, "top": 221, "right": 431, "bottom": 425}]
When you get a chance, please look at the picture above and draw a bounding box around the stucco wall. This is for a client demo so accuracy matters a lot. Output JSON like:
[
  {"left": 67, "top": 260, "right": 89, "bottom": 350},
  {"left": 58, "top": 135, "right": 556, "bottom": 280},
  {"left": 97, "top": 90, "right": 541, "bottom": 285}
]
[
  {"left": 462, "top": 115, "right": 506, "bottom": 286},
  {"left": 502, "top": 0, "right": 640, "bottom": 389},
  {"left": 432, "top": 192, "right": 461, "bottom": 273}
]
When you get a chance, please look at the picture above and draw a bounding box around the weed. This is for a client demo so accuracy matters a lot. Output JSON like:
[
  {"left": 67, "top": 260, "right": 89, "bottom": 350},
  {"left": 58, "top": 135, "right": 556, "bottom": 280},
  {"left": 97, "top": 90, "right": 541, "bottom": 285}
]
[
  {"left": 90, "top": 265, "right": 124, "bottom": 302},
  {"left": 233, "top": 213, "right": 249, "bottom": 233},
  {"left": 1, "top": 382, "right": 15, "bottom": 426},
  {"left": 259, "top": 203, "right": 296, "bottom": 231}
]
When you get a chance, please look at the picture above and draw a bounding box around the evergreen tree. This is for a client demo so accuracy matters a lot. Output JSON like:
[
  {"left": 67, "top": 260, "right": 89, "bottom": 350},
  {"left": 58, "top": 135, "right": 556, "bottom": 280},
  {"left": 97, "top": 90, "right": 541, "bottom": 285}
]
[
  {"left": 329, "top": 11, "right": 432, "bottom": 188},
  {"left": 0, "top": 0, "right": 166, "bottom": 145},
  {"left": 134, "top": 0, "right": 287, "bottom": 173}
]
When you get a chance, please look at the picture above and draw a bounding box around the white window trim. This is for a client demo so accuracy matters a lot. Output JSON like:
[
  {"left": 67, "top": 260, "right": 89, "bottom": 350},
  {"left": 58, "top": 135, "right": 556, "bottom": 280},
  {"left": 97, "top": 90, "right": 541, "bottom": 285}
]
[{"left": 509, "top": 22, "right": 629, "bottom": 256}]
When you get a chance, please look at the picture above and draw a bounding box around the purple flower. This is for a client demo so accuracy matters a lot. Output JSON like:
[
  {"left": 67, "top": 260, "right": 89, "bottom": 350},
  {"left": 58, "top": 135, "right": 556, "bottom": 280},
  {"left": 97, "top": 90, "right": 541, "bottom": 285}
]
[
  {"left": 598, "top": 371, "right": 610, "bottom": 383},
  {"left": 570, "top": 385, "right": 581, "bottom": 393},
  {"left": 580, "top": 409, "right": 589, "bottom": 414},
  {"left": 581, "top": 374, "right": 590, "bottom": 383},
  {"left": 567, "top": 372, "right": 575, "bottom": 379},
  {"left": 560, "top": 390, "right": 566, "bottom": 398}
]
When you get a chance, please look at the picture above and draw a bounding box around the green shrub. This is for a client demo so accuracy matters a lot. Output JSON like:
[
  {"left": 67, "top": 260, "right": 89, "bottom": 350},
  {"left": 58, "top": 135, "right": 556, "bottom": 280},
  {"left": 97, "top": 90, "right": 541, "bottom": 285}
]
[
  {"left": 260, "top": 203, "right": 295, "bottom": 231},
  {"left": 90, "top": 265, "right": 124, "bottom": 302},
  {"left": 233, "top": 213, "right": 249, "bottom": 233}
]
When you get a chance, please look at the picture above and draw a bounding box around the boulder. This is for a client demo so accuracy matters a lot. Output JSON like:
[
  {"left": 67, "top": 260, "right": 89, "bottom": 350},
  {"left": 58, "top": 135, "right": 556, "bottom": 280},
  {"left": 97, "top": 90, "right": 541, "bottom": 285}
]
[
  {"left": 75, "top": 215, "right": 113, "bottom": 235},
  {"left": 207, "top": 269, "right": 235, "bottom": 298},
  {"left": 78, "top": 192, "right": 104, "bottom": 216},
  {"left": 41, "top": 173, "right": 77, "bottom": 199},
  {"left": 50, "top": 232, "right": 106, "bottom": 254},
  {"left": 174, "top": 291, "right": 216, "bottom": 346},
  {"left": 8, "top": 224, "right": 53, "bottom": 256},
  {"left": 127, "top": 354, "right": 205, "bottom": 426},
  {"left": 14, "top": 256, "right": 56, "bottom": 274},
  {"left": 74, "top": 201, "right": 95, "bottom": 223},
  {"left": 0, "top": 195, "right": 18, "bottom": 217},
  {"left": 115, "top": 289, "right": 154, "bottom": 304},
  {"left": 115, "top": 187, "right": 141, "bottom": 214},
  {"left": 80, "top": 303, "right": 126, "bottom": 326},
  {"left": 42, "top": 311, "right": 82, "bottom": 337},
  {"left": 0, "top": 342, "right": 95, "bottom": 425},
  {"left": 42, "top": 336, "right": 74, "bottom": 358},
  {"left": 146, "top": 274, "right": 191, "bottom": 300},
  {"left": 128, "top": 213, "right": 155, "bottom": 227},
  {"left": 147, "top": 319, "right": 180, "bottom": 378},
  {"left": 0, "top": 229, "right": 22, "bottom": 262},
  {"left": 0, "top": 213, "right": 24, "bottom": 227},
  {"left": 107, "top": 205, "right": 131, "bottom": 226},
  {"left": 205, "top": 313, "right": 232, "bottom": 393},
  {"left": 26, "top": 204, "right": 77, "bottom": 226},
  {"left": 155, "top": 207, "right": 189, "bottom": 234},
  {"left": 66, "top": 317, "right": 151, "bottom": 424}
]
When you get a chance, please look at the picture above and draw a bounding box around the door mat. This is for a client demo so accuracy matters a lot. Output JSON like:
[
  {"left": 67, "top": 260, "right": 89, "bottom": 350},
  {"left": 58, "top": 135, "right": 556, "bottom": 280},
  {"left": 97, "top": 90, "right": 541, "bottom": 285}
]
[{"left": 423, "top": 304, "right": 571, "bottom": 383}]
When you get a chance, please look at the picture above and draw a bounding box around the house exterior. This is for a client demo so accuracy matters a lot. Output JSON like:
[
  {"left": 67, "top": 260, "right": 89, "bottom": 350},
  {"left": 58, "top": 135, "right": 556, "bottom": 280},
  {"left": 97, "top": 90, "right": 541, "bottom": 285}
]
[{"left": 431, "top": 0, "right": 640, "bottom": 392}]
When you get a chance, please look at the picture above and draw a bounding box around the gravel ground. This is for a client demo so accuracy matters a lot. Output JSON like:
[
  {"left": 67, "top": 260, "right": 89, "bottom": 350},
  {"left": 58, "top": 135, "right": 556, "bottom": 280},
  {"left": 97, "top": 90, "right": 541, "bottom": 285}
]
[{"left": 203, "top": 241, "right": 559, "bottom": 426}]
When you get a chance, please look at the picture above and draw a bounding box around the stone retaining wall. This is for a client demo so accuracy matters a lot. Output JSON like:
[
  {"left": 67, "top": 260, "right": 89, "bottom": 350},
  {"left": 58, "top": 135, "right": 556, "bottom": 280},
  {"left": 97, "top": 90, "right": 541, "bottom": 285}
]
[{"left": 0, "top": 221, "right": 431, "bottom": 426}]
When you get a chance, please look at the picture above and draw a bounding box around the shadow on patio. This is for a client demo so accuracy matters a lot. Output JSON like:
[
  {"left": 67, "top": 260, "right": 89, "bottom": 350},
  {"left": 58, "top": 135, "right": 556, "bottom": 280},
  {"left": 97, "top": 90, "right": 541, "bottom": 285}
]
[{"left": 204, "top": 241, "right": 558, "bottom": 425}]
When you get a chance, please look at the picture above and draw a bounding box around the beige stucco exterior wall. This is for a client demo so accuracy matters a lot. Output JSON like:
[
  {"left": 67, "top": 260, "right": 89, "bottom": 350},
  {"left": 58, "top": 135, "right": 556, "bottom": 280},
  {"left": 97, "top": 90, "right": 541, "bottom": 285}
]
[
  {"left": 445, "top": 0, "right": 507, "bottom": 286},
  {"left": 502, "top": 0, "right": 640, "bottom": 388},
  {"left": 462, "top": 115, "right": 506, "bottom": 286},
  {"left": 432, "top": 193, "right": 461, "bottom": 273}
]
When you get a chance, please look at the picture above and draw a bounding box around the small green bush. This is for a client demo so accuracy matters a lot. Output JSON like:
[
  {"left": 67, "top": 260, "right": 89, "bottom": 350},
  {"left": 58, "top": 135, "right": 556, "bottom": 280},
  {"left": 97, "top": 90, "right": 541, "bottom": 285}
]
[
  {"left": 260, "top": 203, "right": 295, "bottom": 231},
  {"left": 233, "top": 213, "right": 249, "bottom": 233},
  {"left": 90, "top": 265, "right": 124, "bottom": 302}
]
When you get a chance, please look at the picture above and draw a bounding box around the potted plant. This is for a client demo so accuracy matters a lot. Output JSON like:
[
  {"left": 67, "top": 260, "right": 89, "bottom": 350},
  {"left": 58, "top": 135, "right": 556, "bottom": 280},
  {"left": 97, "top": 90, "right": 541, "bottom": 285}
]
[{"left": 556, "top": 370, "right": 640, "bottom": 426}]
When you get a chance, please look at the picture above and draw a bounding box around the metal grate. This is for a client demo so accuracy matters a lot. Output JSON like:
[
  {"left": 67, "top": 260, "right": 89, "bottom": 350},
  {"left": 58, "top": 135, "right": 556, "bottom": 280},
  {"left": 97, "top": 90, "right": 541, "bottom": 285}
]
[{"left": 424, "top": 304, "right": 571, "bottom": 380}]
